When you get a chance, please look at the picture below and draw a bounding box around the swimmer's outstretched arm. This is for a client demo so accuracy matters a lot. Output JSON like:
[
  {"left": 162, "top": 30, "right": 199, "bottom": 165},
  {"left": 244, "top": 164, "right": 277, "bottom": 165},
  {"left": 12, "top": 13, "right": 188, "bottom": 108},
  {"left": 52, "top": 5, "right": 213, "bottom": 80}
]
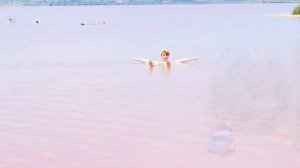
[
  {"left": 133, "top": 58, "right": 160, "bottom": 67},
  {"left": 173, "top": 57, "right": 199, "bottom": 63},
  {"left": 133, "top": 58, "right": 150, "bottom": 63}
]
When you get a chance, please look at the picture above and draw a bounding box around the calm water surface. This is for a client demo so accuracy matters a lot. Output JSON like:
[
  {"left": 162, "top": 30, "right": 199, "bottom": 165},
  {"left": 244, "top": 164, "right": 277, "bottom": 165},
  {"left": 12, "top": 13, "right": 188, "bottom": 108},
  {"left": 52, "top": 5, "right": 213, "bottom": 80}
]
[{"left": 0, "top": 3, "right": 300, "bottom": 168}]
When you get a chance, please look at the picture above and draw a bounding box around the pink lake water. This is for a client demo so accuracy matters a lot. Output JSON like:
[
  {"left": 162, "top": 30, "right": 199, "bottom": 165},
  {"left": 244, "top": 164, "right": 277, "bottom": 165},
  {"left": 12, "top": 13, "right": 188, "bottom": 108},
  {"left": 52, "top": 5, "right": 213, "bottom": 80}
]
[{"left": 0, "top": 3, "right": 300, "bottom": 168}]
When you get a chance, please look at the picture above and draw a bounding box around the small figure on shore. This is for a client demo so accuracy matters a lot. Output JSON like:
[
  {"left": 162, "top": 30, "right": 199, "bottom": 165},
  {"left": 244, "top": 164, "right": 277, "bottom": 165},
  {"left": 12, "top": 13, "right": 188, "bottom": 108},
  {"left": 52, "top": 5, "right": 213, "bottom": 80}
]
[
  {"left": 7, "top": 17, "right": 15, "bottom": 24},
  {"left": 35, "top": 19, "right": 40, "bottom": 24},
  {"left": 134, "top": 49, "right": 198, "bottom": 68}
]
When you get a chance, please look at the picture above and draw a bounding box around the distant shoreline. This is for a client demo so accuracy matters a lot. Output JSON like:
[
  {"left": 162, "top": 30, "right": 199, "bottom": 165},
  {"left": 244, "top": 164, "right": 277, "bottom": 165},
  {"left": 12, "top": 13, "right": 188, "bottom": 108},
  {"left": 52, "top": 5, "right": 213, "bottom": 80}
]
[
  {"left": 0, "top": 1, "right": 299, "bottom": 7},
  {"left": 264, "top": 13, "right": 300, "bottom": 17}
]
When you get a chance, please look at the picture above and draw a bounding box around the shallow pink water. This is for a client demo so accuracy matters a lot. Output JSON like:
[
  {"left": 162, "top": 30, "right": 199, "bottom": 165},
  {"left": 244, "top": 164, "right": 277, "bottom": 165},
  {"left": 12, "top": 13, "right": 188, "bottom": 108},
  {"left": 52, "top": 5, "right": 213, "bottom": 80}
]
[{"left": 0, "top": 3, "right": 300, "bottom": 168}]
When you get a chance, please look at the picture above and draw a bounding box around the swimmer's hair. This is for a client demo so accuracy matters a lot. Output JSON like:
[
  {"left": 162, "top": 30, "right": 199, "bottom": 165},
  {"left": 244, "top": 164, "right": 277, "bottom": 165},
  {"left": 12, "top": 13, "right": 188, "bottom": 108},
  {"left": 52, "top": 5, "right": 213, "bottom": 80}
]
[{"left": 161, "top": 49, "right": 170, "bottom": 56}]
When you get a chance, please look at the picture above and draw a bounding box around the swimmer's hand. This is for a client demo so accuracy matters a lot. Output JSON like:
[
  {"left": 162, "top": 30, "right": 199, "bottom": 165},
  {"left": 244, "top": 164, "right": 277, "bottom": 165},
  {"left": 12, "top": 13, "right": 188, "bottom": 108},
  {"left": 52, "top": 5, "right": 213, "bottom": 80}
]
[
  {"left": 148, "top": 60, "right": 160, "bottom": 67},
  {"left": 173, "top": 57, "right": 198, "bottom": 63},
  {"left": 149, "top": 60, "right": 154, "bottom": 67},
  {"left": 133, "top": 58, "right": 159, "bottom": 67}
]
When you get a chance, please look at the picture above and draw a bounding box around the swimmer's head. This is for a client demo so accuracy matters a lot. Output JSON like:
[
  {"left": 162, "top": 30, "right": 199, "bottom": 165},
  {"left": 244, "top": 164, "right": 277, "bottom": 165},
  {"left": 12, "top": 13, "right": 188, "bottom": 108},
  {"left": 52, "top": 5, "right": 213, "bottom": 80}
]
[
  {"left": 161, "top": 49, "right": 170, "bottom": 56},
  {"left": 161, "top": 49, "right": 170, "bottom": 61}
]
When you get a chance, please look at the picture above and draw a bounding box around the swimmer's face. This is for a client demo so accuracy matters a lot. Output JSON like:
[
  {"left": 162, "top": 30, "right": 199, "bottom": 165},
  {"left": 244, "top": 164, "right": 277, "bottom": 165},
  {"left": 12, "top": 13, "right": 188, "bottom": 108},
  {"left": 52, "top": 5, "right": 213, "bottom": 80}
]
[{"left": 161, "top": 52, "right": 169, "bottom": 61}]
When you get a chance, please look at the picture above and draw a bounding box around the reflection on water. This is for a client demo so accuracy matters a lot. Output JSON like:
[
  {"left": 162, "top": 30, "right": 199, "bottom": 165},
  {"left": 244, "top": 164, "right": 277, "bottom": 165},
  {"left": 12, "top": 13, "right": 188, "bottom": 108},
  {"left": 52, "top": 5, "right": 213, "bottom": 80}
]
[
  {"left": 208, "top": 122, "right": 235, "bottom": 155},
  {"left": 0, "top": 3, "right": 300, "bottom": 168}
]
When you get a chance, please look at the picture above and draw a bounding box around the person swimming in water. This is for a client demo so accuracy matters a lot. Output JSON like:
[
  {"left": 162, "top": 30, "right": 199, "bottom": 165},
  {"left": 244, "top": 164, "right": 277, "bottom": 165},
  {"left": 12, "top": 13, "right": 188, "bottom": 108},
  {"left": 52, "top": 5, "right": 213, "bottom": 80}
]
[{"left": 134, "top": 49, "right": 198, "bottom": 67}]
